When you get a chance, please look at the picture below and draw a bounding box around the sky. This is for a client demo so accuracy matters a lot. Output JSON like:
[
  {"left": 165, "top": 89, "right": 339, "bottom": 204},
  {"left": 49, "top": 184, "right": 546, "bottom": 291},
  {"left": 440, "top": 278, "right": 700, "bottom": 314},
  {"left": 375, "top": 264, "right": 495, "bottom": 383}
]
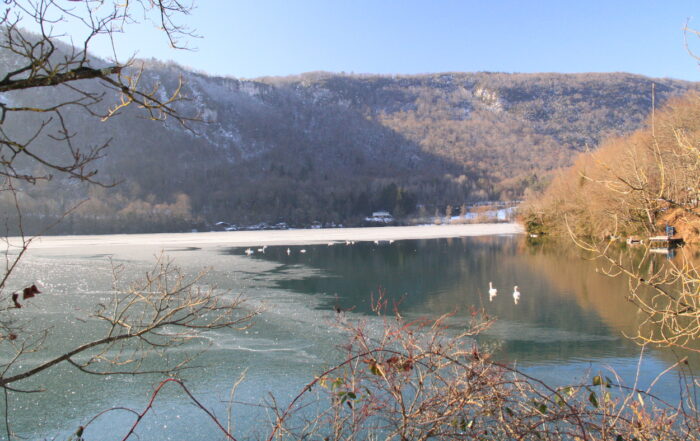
[{"left": 78, "top": 1, "right": 700, "bottom": 80}]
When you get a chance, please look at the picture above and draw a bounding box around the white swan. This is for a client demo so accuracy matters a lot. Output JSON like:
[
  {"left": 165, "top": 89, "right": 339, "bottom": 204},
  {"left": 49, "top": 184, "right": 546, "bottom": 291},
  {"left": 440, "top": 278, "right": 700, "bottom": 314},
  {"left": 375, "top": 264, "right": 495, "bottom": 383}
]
[
  {"left": 245, "top": 248, "right": 254, "bottom": 256},
  {"left": 300, "top": 249, "right": 307, "bottom": 253},
  {"left": 513, "top": 286, "right": 521, "bottom": 305},
  {"left": 286, "top": 248, "right": 291, "bottom": 255},
  {"left": 488, "top": 282, "right": 497, "bottom": 302}
]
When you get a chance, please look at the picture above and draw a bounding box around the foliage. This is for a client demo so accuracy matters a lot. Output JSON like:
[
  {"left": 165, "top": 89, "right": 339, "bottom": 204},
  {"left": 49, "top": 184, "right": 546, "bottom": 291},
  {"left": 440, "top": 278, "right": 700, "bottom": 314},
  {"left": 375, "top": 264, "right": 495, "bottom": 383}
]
[
  {"left": 258, "top": 298, "right": 697, "bottom": 441},
  {"left": 522, "top": 91, "right": 700, "bottom": 353},
  {"left": 521, "top": 92, "right": 700, "bottom": 242}
]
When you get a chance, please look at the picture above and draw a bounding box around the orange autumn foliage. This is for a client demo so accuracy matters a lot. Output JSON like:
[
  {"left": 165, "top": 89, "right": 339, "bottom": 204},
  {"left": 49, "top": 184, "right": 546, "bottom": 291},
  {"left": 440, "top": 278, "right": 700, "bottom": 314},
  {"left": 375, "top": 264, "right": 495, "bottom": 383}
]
[{"left": 522, "top": 92, "right": 700, "bottom": 243}]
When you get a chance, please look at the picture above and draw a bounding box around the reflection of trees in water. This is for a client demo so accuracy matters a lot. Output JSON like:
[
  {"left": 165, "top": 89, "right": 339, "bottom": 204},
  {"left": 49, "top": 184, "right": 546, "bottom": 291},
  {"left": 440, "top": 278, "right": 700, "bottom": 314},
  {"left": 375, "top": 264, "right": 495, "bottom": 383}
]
[
  {"left": 519, "top": 240, "right": 644, "bottom": 335},
  {"left": 251, "top": 236, "right": 700, "bottom": 367},
  {"left": 522, "top": 239, "right": 700, "bottom": 366},
  {"left": 251, "top": 237, "right": 630, "bottom": 363}
]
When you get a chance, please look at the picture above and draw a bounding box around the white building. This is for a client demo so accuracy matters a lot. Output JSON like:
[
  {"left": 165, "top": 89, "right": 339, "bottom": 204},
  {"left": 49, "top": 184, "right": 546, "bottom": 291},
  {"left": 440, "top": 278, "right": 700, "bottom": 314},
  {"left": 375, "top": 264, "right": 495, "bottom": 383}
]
[{"left": 365, "top": 211, "right": 394, "bottom": 223}]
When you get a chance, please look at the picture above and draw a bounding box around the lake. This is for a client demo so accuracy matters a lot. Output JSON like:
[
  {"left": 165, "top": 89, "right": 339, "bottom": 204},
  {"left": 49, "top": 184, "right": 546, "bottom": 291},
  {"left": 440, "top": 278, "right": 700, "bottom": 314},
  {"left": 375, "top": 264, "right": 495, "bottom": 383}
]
[{"left": 1, "top": 228, "right": 694, "bottom": 440}]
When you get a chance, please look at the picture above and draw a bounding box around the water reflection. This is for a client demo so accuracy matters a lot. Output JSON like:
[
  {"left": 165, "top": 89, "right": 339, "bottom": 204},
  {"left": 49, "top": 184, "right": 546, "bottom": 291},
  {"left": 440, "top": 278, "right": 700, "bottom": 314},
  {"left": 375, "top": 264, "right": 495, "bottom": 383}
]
[
  {"left": 4, "top": 233, "right": 697, "bottom": 439},
  {"left": 240, "top": 236, "right": 700, "bottom": 369}
]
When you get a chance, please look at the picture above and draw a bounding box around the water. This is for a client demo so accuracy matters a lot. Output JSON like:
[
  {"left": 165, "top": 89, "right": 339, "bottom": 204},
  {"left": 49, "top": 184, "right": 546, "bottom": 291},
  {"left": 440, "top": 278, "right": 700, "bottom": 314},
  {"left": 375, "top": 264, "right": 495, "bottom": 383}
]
[{"left": 1, "top": 232, "right": 695, "bottom": 439}]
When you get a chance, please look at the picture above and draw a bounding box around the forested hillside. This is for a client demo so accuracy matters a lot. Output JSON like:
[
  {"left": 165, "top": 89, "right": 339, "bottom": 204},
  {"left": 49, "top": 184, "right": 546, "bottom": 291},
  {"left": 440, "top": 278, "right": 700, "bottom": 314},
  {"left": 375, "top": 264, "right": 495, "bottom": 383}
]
[
  {"left": 266, "top": 72, "right": 687, "bottom": 200},
  {"left": 520, "top": 93, "right": 700, "bottom": 243},
  {"left": 1, "top": 49, "right": 696, "bottom": 233}
]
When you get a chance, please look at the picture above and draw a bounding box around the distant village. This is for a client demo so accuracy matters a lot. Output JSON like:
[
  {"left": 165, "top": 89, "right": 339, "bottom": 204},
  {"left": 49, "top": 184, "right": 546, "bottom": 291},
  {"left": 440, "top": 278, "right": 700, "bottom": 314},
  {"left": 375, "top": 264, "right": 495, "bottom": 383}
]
[{"left": 208, "top": 202, "right": 518, "bottom": 232}]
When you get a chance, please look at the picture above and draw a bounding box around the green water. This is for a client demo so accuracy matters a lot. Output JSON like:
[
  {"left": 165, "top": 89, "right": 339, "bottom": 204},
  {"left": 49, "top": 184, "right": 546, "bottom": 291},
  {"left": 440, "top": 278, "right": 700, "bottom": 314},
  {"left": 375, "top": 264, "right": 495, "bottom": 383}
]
[{"left": 1, "top": 233, "right": 694, "bottom": 440}]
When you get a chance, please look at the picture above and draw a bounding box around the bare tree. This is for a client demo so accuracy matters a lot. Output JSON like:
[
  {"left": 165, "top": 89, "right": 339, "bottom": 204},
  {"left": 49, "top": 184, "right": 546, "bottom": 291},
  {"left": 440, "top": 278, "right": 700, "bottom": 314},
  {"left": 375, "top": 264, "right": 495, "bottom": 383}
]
[
  {"left": 582, "top": 93, "right": 700, "bottom": 352},
  {"left": 262, "top": 296, "right": 698, "bottom": 441},
  {"left": 0, "top": 249, "right": 258, "bottom": 439},
  {"left": 0, "top": 2, "right": 263, "bottom": 439},
  {"left": 522, "top": 90, "right": 700, "bottom": 353},
  {"left": 58, "top": 294, "right": 698, "bottom": 440},
  {"left": 1, "top": 256, "right": 256, "bottom": 387},
  {"left": 0, "top": 0, "right": 196, "bottom": 185},
  {"left": 0, "top": 0, "right": 199, "bottom": 317}
]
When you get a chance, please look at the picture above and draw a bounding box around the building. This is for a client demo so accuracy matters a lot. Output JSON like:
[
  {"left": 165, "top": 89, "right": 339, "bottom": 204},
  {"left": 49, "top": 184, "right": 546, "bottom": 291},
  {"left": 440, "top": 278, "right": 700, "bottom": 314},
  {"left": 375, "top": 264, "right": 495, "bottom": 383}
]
[{"left": 365, "top": 211, "right": 394, "bottom": 223}]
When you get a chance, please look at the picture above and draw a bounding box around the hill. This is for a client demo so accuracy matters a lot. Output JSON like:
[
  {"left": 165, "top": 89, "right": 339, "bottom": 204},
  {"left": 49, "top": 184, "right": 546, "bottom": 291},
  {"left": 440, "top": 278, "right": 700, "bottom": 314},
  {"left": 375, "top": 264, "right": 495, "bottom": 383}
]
[{"left": 1, "top": 54, "right": 696, "bottom": 232}]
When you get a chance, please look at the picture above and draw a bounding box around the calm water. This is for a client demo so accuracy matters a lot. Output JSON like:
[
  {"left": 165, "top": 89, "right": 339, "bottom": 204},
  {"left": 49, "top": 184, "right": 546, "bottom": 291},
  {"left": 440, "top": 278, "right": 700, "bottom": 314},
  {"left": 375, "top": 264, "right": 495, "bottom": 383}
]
[{"left": 2, "top": 233, "right": 695, "bottom": 439}]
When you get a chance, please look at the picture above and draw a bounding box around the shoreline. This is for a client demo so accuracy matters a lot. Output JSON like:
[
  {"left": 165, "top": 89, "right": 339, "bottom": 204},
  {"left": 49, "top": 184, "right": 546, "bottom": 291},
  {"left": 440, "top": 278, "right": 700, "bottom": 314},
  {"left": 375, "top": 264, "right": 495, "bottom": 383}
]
[{"left": 25, "top": 223, "right": 524, "bottom": 249}]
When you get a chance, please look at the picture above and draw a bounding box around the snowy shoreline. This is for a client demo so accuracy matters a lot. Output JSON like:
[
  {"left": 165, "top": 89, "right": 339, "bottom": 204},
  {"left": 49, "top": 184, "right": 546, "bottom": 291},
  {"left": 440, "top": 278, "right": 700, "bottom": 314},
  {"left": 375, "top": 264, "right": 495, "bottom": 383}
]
[{"left": 26, "top": 223, "right": 524, "bottom": 249}]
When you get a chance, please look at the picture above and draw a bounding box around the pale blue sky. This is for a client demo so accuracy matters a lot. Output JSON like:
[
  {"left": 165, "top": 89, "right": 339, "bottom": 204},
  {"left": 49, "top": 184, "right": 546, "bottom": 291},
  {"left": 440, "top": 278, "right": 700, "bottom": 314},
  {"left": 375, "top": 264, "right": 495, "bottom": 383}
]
[{"left": 87, "top": 1, "right": 700, "bottom": 80}]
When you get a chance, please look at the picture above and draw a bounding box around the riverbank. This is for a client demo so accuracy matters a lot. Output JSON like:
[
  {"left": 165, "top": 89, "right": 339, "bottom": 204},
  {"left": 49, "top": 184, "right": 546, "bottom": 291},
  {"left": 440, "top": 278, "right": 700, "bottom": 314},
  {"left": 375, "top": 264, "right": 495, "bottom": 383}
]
[{"left": 25, "top": 223, "right": 523, "bottom": 249}]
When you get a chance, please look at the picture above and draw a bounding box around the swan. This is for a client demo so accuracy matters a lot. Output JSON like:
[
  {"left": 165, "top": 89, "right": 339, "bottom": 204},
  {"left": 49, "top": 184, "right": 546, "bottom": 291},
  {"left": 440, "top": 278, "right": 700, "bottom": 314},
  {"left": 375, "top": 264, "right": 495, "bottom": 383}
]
[
  {"left": 513, "top": 286, "right": 521, "bottom": 304},
  {"left": 245, "top": 248, "right": 254, "bottom": 256},
  {"left": 286, "top": 248, "right": 291, "bottom": 255},
  {"left": 300, "top": 249, "right": 307, "bottom": 253},
  {"left": 488, "top": 282, "right": 497, "bottom": 302}
]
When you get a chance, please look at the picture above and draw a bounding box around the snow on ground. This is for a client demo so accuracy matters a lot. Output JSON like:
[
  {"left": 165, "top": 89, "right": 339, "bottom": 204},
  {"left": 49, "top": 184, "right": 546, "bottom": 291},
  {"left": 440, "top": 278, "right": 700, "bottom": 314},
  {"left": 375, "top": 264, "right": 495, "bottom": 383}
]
[{"left": 23, "top": 223, "right": 523, "bottom": 250}]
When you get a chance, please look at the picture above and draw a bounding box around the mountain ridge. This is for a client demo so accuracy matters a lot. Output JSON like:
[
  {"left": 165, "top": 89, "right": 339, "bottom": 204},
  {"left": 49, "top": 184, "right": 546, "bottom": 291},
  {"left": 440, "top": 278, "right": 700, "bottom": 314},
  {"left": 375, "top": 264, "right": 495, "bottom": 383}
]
[{"left": 2, "top": 52, "right": 697, "bottom": 233}]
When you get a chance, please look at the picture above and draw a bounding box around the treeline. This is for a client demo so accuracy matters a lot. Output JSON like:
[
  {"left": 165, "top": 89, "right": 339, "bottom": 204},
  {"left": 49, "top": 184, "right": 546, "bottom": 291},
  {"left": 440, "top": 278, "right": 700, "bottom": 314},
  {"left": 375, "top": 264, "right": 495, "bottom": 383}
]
[
  {"left": 0, "top": 187, "right": 200, "bottom": 235},
  {"left": 520, "top": 92, "right": 700, "bottom": 243},
  {"left": 4, "top": 54, "right": 698, "bottom": 233},
  {"left": 1, "top": 177, "right": 424, "bottom": 233}
]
